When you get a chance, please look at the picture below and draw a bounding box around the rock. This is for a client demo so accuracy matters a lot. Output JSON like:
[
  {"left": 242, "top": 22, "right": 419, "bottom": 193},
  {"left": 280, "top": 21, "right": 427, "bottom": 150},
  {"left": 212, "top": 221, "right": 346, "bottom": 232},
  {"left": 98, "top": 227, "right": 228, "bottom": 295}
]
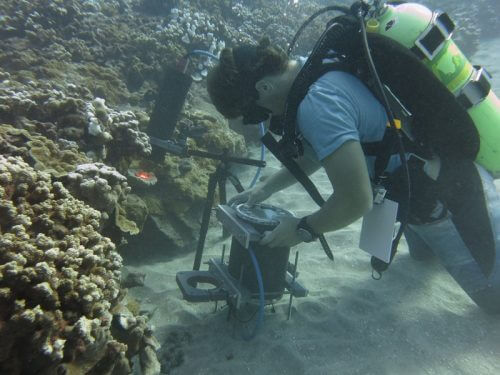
[{"left": 122, "top": 272, "right": 147, "bottom": 288}]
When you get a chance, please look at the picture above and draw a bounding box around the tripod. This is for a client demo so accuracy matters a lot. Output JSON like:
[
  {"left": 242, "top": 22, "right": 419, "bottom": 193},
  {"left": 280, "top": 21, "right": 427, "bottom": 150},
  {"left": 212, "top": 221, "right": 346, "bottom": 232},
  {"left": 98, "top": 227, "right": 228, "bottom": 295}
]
[
  {"left": 192, "top": 149, "right": 266, "bottom": 271},
  {"left": 149, "top": 136, "right": 266, "bottom": 270}
]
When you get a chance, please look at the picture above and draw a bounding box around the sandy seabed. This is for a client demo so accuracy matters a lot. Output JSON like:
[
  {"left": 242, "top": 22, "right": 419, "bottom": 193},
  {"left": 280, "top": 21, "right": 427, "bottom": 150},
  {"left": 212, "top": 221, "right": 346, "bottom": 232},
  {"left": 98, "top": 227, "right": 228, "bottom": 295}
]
[
  {"left": 124, "top": 143, "right": 500, "bottom": 375},
  {"left": 123, "top": 38, "right": 500, "bottom": 375}
]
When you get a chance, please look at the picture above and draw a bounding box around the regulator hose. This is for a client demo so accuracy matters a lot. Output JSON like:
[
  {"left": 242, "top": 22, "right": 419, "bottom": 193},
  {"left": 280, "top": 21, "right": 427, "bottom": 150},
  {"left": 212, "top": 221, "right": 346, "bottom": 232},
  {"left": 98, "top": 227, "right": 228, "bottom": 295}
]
[
  {"left": 355, "top": 4, "right": 411, "bottom": 278},
  {"left": 287, "top": 4, "right": 350, "bottom": 56},
  {"left": 241, "top": 246, "right": 265, "bottom": 341}
]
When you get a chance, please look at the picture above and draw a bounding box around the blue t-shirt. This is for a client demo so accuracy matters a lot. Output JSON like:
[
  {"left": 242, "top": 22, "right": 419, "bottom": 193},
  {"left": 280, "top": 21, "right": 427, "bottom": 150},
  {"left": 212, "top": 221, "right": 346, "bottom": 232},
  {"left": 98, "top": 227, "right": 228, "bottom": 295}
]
[{"left": 297, "top": 69, "right": 401, "bottom": 177}]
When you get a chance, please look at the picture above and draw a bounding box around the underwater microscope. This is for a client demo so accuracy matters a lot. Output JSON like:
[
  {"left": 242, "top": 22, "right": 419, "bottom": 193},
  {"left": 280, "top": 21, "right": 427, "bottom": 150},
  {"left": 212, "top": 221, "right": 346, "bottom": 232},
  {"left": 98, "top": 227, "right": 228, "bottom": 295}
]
[{"left": 176, "top": 202, "right": 309, "bottom": 323}]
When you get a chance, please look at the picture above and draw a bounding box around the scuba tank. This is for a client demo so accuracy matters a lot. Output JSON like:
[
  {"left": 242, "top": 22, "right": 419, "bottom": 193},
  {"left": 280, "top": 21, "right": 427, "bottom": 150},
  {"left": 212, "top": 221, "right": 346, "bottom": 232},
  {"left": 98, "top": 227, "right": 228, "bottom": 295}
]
[{"left": 366, "top": 2, "right": 500, "bottom": 177}]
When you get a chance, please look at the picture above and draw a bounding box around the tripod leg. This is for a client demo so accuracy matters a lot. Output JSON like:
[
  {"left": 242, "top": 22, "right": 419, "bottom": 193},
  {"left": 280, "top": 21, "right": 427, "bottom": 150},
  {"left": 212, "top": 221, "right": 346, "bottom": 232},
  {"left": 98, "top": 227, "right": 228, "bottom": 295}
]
[
  {"left": 226, "top": 171, "right": 245, "bottom": 194},
  {"left": 218, "top": 167, "right": 232, "bottom": 239},
  {"left": 193, "top": 168, "right": 219, "bottom": 271},
  {"left": 218, "top": 166, "right": 227, "bottom": 205}
]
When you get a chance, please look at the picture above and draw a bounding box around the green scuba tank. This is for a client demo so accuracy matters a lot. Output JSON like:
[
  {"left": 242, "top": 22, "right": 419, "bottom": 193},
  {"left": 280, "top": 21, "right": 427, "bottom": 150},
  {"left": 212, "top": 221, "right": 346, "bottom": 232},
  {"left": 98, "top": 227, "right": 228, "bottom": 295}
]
[{"left": 366, "top": 2, "right": 500, "bottom": 177}]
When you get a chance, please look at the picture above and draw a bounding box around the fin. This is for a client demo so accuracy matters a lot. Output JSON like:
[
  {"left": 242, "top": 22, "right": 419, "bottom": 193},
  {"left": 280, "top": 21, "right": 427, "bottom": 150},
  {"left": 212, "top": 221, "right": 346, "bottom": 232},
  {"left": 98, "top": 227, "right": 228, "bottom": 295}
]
[{"left": 437, "top": 159, "right": 496, "bottom": 276}]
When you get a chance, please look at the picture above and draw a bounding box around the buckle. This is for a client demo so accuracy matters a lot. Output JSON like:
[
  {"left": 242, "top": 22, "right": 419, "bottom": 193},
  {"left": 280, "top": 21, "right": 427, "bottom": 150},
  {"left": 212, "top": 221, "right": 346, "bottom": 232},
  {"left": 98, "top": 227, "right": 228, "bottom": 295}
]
[
  {"left": 280, "top": 137, "right": 303, "bottom": 159},
  {"left": 373, "top": 185, "right": 387, "bottom": 205},
  {"left": 414, "top": 11, "right": 455, "bottom": 61},
  {"left": 457, "top": 66, "right": 492, "bottom": 109}
]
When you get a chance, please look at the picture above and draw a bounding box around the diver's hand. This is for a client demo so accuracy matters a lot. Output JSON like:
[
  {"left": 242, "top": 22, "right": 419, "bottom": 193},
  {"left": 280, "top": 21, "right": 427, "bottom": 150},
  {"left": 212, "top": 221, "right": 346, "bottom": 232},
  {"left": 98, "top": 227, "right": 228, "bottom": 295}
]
[
  {"left": 260, "top": 216, "right": 302, "bottom": 248},
  {"left": 227, "top": 185, "right": 272, "bottom": 206}
]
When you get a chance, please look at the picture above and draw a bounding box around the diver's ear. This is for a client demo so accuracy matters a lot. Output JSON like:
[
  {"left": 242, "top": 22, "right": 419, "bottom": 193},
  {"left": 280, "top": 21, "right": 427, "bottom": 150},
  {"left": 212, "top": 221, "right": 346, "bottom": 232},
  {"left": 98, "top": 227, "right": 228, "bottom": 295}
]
[{"left": 255, "top": 79, "right": 274, "bottom": 95}]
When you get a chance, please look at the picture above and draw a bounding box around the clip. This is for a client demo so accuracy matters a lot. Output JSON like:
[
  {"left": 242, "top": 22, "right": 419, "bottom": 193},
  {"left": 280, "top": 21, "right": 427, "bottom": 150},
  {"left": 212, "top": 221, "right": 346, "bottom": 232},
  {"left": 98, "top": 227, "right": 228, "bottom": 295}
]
[{"left": 373, "top": 185, "right": 387, "bottom": 205}]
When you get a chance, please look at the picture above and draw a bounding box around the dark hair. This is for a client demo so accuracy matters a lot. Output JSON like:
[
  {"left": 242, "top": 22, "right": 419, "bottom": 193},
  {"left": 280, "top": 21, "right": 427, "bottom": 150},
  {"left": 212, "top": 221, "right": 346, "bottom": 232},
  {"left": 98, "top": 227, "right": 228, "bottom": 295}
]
[{"left": 207, "top": 37, "right": 288, "bottom": 119}]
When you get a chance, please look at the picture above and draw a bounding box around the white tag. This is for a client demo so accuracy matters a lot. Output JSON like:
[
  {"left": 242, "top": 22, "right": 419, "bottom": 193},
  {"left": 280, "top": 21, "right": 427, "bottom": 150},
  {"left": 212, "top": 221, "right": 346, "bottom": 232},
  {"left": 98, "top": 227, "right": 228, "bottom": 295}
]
[{"left": 359, "top": 199, "right": 399, "bottom": 263}]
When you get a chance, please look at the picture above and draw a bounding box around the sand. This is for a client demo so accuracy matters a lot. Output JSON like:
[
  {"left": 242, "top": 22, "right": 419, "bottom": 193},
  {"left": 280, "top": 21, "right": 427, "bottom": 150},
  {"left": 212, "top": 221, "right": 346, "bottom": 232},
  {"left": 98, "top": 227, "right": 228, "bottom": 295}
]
[
  {"left": 123, "top": 142, "right": 500, "bottom": 374},
  {"left": 471, "top": 38, "right": 500, "bottom": 93}
]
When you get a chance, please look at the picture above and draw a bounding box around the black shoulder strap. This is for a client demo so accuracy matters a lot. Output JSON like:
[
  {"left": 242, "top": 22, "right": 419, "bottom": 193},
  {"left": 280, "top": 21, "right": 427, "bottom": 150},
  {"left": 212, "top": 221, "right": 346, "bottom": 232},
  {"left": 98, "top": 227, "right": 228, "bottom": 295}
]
[
  {"left": 279, "top": 15, "right": 360, "bottom": 152},
  {"left": 261, "top": 132, "right": 324, "bottom": 206},
  {"left": 262, "top": 15, "right": 360, "bottom": 206},
  {"left": 362, "top": 126, "right": 400, "bottom": 179}
]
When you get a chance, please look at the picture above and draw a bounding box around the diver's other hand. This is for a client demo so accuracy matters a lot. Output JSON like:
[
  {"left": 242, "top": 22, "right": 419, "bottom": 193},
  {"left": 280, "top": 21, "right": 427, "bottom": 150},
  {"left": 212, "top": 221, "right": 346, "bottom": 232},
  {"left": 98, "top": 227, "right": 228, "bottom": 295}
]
[
  {"left": 227, "top": 185, "right": 272, "bottom": 206},
  {"left": 260, "top": 216, "right": 302, "bottom": 248}
]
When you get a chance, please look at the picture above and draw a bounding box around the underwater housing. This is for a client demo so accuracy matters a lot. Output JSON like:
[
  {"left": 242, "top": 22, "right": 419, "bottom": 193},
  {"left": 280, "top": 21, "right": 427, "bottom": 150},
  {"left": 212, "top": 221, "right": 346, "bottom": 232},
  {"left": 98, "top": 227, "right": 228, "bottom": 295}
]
[{"left": 176, "top": 203, "right": 308, "bottom": 313}]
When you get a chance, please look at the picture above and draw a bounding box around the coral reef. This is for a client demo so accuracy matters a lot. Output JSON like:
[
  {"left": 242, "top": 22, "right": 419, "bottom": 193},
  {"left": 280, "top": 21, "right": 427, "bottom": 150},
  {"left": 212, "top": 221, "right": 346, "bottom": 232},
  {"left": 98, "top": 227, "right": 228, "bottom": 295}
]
[
  {"left": 0, "top": 81, "right": 90, "bottom": 143},
  {"left": 0, "top": 0, "right": 333, "bottom": 105},
  {"left": 0, "top": 155, "right": 160, "bottom": 374},
  {"left": 0, "top": 80, "right": 151, "bottom": 165},
  {"left": 63, "top": 163, "right": 131, "bottom": 217},
  {"left": 0, "top": 73, "right": 246, "bottom": 250},
  {"left": 0, "top": 155, "right": 123, "bottom": 373},
  {"left": 0, "top": 123, "right": 90, "bottom": 178},
  {"left": 0, "top": 122, "right": 148, "bottom": 240},
  {"left": 85, "top": 97, "right": 152, "bottom": 162},
  {"left": 111, "top": 303, "right": 162, "bottom": 375},
  {"left": 139, "top": 107, "right": 246, "bottom": 250},
  {"left": 115, "top": 193, "right": 150, "bottom": 236}
]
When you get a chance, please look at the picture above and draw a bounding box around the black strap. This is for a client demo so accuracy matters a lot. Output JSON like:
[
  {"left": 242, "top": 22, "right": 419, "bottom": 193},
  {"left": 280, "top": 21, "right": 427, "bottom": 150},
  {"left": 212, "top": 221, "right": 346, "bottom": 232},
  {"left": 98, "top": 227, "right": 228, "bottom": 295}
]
[
  {"left": 361, "top": 127, "right": 400, "bottom": 177},
  {"left": 261, "top": 133, "right": 324, "bottom": 206},
  {"left": 370, "top": 225, "right": 405, "bottom": 278},
  {"left": 278, "top": 15, "right": 359, "bottom": 148}
]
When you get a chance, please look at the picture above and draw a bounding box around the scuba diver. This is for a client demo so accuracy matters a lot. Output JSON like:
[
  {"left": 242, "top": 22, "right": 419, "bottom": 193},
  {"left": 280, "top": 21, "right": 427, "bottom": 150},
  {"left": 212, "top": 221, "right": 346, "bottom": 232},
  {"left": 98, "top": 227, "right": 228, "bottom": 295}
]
[{"left": 206, "top": 1, "right": 500, "bottom": 314}]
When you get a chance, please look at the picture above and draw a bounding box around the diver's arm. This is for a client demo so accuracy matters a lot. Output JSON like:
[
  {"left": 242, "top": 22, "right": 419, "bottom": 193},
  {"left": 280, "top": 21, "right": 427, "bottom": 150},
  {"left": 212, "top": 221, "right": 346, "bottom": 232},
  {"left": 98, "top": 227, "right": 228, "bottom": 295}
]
[
  {"left": 260, "top": 154, "right": 321, "bottom": 195},
  {"left": 229, "top": 154, "right": 320, "bottom": 206},
  {"left": 307, "top": 140, "right": 373, "bottom": 233}
]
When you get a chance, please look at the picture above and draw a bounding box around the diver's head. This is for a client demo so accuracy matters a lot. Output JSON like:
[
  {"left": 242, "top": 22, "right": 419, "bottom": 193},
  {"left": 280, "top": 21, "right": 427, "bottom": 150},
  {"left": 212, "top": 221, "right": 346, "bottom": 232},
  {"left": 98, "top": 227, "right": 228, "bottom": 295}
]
[{"left": 207, "top": 37, "right": 291, "bottom": 124}]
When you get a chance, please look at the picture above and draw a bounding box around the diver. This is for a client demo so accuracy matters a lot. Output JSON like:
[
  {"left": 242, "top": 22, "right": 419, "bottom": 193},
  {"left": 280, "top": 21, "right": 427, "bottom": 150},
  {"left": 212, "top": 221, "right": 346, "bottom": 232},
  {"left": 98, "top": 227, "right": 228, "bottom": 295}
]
[{"left": 205, "top": 4, "right": 500, "bottom": 314}]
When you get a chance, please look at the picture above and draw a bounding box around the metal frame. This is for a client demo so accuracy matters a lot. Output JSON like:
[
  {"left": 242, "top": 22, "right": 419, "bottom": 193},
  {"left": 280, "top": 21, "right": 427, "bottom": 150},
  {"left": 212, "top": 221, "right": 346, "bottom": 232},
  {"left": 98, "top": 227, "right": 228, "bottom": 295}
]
[
  {"left": 177, "top": 254, "right": 308, "bottom": 314},
  {"left": 414, "top": 11, "right": 454, "bottom": 61},
  {"left": 457, "top": 66, "right": 492, "bottom": 108}
]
